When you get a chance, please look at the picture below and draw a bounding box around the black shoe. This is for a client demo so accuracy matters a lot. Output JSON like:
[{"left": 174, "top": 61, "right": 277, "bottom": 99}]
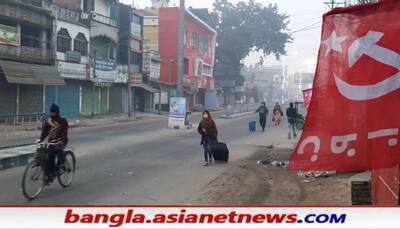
[{"left": 44, "top": 176, "right": 53, "bottom": 186}]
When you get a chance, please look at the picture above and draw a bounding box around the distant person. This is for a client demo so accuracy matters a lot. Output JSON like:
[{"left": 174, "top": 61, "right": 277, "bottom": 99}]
[
  {"left": 197, "top": 110, "right": 218, "bottom": 166},
  {"left": 38, "top": 104, "right": 69, "bottom": 184},
  {"left": 255, "top": 102, "right": 269, "bottom": 132},
  {"left": 272, "top": 102, "right": 284, "bottom": 126},
  {"left": 286, "top": 102, "right": 298, "bottom": 139}
]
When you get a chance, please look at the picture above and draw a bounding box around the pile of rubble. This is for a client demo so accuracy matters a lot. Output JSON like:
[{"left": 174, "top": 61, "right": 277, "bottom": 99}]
[
  {"left": 257, "top": 159, "right": 336, "bottom": 179},
  {"left": 296, "top": 171, "right": 336, "bottom": 178}
]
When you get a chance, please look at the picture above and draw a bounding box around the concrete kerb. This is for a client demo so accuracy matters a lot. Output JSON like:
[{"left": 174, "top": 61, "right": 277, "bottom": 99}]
[{"left": 0, "top": 145, "right": 36, "bottom": 171}]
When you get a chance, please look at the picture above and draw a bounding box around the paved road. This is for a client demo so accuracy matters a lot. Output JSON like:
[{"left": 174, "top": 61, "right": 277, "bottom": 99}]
[{"left": 0, "top": 112, "right": 274, "bottom": 205}]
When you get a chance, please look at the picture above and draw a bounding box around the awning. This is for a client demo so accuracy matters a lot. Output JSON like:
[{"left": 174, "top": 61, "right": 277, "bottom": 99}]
[
  {"left": 132, "top": 83, "right": 160, "bottom": 93},
  {"left": 0, "top": 61, "right": 64, "bottom": 86}
]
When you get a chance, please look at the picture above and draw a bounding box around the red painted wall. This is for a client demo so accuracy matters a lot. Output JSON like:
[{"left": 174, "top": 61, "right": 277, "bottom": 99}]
[
  {"left": 159, "top": 8, "right": 216, "bottom": 88},
  {"left": 372, "top": 166, "right": 400, "bottom": 205},
  {"left": 159, "top": 8, "right": 179, "bottom": 85}
]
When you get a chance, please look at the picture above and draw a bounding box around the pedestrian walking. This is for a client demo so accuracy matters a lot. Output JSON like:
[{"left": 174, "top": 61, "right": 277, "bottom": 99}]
[
  {"left": 255, "top": 102, "right": 269, "bottom": 132},
  {"left": 197, "top": 110, "right": 218, "bottom": 166},
  {"left": 286, "top": 102, "right": 298, "bottom": 139},
  {"left": 272, "top": 102, "right": 284, "bottom": 126}
]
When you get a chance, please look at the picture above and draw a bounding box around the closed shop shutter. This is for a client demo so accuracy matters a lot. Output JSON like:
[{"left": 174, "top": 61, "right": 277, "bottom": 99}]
[
  {"left": 122, "top": 86, "right": 128, "bottom": 113},
  {"left": 45, "top": 86, "right": 55, "bottom": 113},
  {"left": 19, "top": 85, "right": 43, "bottom": 114},
  {"left": 205, "top": 91, "right": 217, "bottom": 109},
  {"left": 81, "top": 84, "right": 96, "bottom": 116},
  {"left": 45, "top": 82, "right": 80, "bottom": 118},
  {"left": 100, "top": 87, "right": 108, "bottom": 114},
  {"left": 58, "top": 80, "right": 80, "bottom": 118},
  {"left": 109, "top": 85, "right": 123, "bottom": 114},
  {"left": 0, "top": 75, "right": 16, "bottom": 116}
]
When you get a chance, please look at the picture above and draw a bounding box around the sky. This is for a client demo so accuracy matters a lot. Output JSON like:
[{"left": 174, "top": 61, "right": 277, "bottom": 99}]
[{"left": 121, "top": 0, "right": 330, "bottom": 74}]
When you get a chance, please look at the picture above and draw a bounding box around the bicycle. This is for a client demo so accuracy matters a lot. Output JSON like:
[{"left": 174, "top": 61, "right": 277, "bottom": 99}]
[{"left": 21, "top": 142, "right": 76, "bottom": 200}]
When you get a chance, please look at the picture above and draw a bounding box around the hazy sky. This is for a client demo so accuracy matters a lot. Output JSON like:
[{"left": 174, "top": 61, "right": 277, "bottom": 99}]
[{"left": 121, "top": 0, "right": 330, "bottom": 73}]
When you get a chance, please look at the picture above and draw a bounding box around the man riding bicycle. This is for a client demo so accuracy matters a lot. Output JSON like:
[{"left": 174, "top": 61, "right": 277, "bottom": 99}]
[{"left": 38, "top": 104, "right": 69, "bottom": 184}]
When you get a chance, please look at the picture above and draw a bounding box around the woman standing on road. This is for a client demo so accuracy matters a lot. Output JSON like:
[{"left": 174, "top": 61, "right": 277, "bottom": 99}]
[{"left": 198, "top": 110, "right": 218, "bottom": 166}]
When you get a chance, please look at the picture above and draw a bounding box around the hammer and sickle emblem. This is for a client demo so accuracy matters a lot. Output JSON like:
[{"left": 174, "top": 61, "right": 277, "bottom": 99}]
[{"left": 334, "top": 31, "right": 400, "bottom": 101}]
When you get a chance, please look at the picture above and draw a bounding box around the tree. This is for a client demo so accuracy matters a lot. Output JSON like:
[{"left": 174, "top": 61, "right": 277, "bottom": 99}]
[{"left": 209, "top": 0, "right": 291, "bottom": 86}]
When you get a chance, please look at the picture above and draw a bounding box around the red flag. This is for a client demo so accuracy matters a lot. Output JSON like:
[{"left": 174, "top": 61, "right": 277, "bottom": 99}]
[
  {"left": 302, "top": 89, "right": 313, "bottom": 110},
  {"left": 290, "top": 0, "right": 400, "bottom": 171}
]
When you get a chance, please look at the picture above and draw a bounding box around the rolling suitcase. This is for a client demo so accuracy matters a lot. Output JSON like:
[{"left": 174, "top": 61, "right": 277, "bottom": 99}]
[
  {"left": 249, "top": 121, "right": 256, "bottom": 132},
  {"left": 210, "top": 142, "right": 229, "bottom": 162}
]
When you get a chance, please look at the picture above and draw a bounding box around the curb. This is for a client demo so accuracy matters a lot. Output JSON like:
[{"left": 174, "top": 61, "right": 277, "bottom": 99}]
[
  {"left": 219, "top": 112, "right": 255, "bottom": 119},
  {"left": 0, "top": 145, "right": 36, "bottom": 171}
]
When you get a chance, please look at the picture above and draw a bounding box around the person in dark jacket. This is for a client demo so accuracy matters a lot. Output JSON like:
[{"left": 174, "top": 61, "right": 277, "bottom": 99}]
[
  {"left": 286, "top": 102, "right": 298, "bottom": 139},
  {"left": 198, "top": 110, "right": 218, "bottom": 166},
  {"left": 255, "top": 102, "right": 269, "bottom": 131},
  {"left": 38, "top": 104, "right": 69, "bottom": 183}
]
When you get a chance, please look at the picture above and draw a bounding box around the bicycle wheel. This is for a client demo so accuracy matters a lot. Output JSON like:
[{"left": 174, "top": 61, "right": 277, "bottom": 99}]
[
  {"left": 22, "top": 160, "right": 44, "bottom": 200},
  {"left": 58, "top": 151, "right": 76, "bottom": 188}
]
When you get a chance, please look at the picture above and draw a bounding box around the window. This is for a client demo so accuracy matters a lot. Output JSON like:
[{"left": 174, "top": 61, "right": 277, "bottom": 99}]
[
  {"left": 109, "top": 45, "right": 117, "bottom": 60},
  {"left": 190, "top": 32, "right": 197, "bottom": 49},
  {"left": 184, "top": 32, "right": 190, "bottom": 46},
  {"left": 83, "top": 0, "right": 89, "bottom": 12},
  {"left": 74, "top": 33, "right": 88, "bottom": 56},
  {"left": 199, "top": 37, "right": 209, "bottom": 55},
  {"left": 57, "top": 28, "right": 71, "bottom": 53},
  {"left": 21, "top": 24, "right": 41, "bottom": 48},
  {"left": 131, "top": 52, "right": 142, "bottom": 66},
  {"left": 203, "top": 64, "right": 213, "bottom": 76},
  {"left": 184, "top": 58, "right": 189, "bottom": 75},
  {"left": 132, "top": 15, "right": 142, "bottom": 25}
]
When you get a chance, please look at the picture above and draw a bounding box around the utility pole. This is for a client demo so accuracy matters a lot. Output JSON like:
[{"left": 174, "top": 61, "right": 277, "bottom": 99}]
[
  {"left": 127, "top": 7, "right": 133, "bottom": 118},
  {"left": 91, "top": 50, "right": 97, "bottom": 118},
  {"left": 176, "top": 0, "right": 185, "bottom": 97},
  {"left": 324, "top": 0, "right": 344, "bottom": 9}
]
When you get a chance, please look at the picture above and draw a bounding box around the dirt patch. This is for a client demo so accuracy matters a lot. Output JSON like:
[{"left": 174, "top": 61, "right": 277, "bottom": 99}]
[{"left": 188, "top": 147, "right": 352, "bottom": 206}]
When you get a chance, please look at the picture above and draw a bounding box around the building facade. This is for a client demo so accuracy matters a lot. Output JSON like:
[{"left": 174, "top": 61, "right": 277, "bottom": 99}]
[
  {"left": 46, "top": 0, "right": 91, "bottom": 118},
  {"left": 0, "top": 0, "right": 64, "bottom": 116},
  {"left": 84, "top": 0, "right": 128, "bottom": 116},
  {"left": 159, "top": 7, "right": 217, "bottom": 110}
]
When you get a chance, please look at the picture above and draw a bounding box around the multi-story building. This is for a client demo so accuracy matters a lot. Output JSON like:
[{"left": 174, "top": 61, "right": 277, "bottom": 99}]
[
  {"left": 130, "top": 9, "right": 159, "bottom": 113},
  {"left": 120, "top": 4, "right": 158, "bottom": 113},
  {"left": 0, "top": 0, "right": 64, "bottom": 116},
  {"left": 46, "top": 0, "right": 91, "bottom": 118},
  {"left": 82, "top": 0, "right": 128, "bottom": 116},
  {"left": 159, "top": 7, "right": 217, "bottom": 109}
]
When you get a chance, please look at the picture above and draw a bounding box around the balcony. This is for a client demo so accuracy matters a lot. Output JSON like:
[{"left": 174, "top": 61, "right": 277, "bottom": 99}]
[
  {"left": 0, "top": 1, "right": 53, "bottom": 28},
  {"left": 91, "top": 12, "right": 118, "bottom": 27},
  {"left": 0, "top": 44, "right": 53, "bottom": 64}
]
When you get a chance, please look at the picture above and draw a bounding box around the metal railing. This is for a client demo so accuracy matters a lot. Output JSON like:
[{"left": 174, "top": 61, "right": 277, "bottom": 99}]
[
  {"left": 0, "top": 113, "right": 45, "bottom": 149},
  {"left": 224, "top": 103, "right": 259, "bottom": 116}
]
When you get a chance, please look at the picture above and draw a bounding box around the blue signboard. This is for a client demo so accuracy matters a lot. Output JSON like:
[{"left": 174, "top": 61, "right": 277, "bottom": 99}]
[
  {"left": 92, "top": 60, "right": 117, "bottom": 71},
  {"left": 169, "top": 97, "right": 186, "bottom": 118}
]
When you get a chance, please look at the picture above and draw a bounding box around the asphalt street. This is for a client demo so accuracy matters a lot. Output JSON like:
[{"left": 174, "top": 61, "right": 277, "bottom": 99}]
[{"left": 0, "top": 112, "right": 274, "bottom": 205}]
